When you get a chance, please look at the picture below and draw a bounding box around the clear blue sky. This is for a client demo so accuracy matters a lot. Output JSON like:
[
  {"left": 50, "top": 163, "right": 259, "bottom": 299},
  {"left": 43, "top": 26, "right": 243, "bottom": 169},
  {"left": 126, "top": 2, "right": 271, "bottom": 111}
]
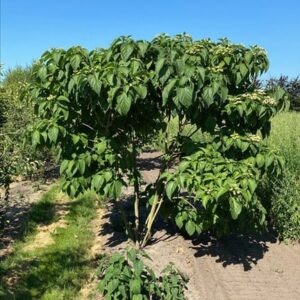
[{"left": 1, "top": 0, "right": 299, "bottom": 78}]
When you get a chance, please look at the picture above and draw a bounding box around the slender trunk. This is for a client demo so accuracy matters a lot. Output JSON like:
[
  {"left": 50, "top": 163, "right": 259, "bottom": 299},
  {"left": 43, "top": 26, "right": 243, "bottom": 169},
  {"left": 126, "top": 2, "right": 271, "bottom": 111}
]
[
  {"left": 132, "top": 139, "right": 140, "bottom": 247},
  {"left": 141, "top": 194, "right": 164, "bottom": 248},
  {"left": 141, "top": 114, "right": 185, "bottom": 248}
]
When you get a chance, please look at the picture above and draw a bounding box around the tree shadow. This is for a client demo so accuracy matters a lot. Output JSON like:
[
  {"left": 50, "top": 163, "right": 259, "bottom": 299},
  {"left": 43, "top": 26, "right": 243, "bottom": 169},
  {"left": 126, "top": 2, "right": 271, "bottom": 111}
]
[
  {"left": 0, "top": 247, "right": 91, "bottom": 299},
  {"left": 0, "top": 198, "right": 56, "bottom": 260},
  {"left": 190, "top": 232, "right": 277, "bottom": 271},
  {"left": 97, "top": 198, "right": 278, "bottom": 272},
  {"left": 97, "top": 194, "right": 179, "bottom": 249},
  {"left": 98, "top": 199, "right": 134, "bottom": 248},
  {"left": 136, "top": 151, "right": 162, "bottom": 172}
]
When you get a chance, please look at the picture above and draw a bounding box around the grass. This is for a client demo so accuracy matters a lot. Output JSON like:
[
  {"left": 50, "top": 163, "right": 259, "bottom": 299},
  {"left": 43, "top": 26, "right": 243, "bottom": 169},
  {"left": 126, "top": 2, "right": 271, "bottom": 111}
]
[
  {"left": 265, "top": 111, "right": 300, "bottom": 240},
  {"left": 267, "top": 111, "right": 300, "bottom": 177},
  {"left": 0, "top": 186, "right": 99, "bottom": 299}
]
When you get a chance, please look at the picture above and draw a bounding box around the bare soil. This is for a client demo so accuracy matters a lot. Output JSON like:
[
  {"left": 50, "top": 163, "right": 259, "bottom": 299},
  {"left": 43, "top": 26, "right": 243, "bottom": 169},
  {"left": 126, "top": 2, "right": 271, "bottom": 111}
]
[{"left": 96, "top": 151, "right": 300, "bottom": 300}]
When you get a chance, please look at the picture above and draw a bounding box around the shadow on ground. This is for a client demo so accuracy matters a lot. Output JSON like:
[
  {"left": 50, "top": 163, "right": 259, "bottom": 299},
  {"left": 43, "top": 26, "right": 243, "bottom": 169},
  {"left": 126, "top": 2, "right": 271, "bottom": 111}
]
[
  {"left": 98, "top": 150, "right": 278, "bottom": 272},
  {"left": 191, "top": 232, "right": 277, "bottom": 271},
  {"left": 97, "top": 198, "right": 277, "bottom": 272}
]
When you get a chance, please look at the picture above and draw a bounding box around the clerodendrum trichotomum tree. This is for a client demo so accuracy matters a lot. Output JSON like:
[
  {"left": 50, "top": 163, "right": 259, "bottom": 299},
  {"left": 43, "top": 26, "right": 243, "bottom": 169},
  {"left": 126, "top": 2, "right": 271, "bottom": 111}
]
[{"left": 25, "top": 34, "right": 288, "bottom": 248}]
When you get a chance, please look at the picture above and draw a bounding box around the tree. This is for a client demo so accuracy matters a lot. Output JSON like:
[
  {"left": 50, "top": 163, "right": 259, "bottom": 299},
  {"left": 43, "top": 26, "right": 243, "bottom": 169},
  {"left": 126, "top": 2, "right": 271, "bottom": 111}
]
[
  {"left": 266, "top": 76, "right": 300, "bottom": 111},
  {"left": 0, "top": 66, "right": 46, "bottom": 200},
  {"left": 25, "top": 34, "right": 288, "bottom": 247}
]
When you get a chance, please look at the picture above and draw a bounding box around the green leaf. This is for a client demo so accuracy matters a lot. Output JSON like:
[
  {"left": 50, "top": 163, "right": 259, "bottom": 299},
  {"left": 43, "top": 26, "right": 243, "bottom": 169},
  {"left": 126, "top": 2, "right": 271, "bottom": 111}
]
[
  {"left": 60, "top": 160, "right": 69, "bottom": 174},
  {"left": 240, "top": 141, "right": 249, "bottom": 153},
  {"left": 96, "top": 141, "right": 106, "bottom": 154},
  {"left": 239, "top": 63, "right": 248, "bottom": 77},
  {"left": 224, "top": 56, "right": 231, "bottom": 65},
  {"left": 37, "top": 66, "right": 47, "bottom": 81},
  {"left": 103, "top": 171, "right": 112, "bottom": 182},
  {"left": 112, "top": 180, "right": 122, "bottom": 199},
  {"left": 237, "top": 105, "right": 243, "bottom": 117},
  {"left": 185, "top": 220, "right": 195, "bottom": 236},
  {"left": 197, "top": 67, "right": 205, "bottom": 82},
  {"left": 178, "top": 161, "right": 189, "bottom": 172},
  {"left": 175, "top": 215, "right": 184, "bottom": 229},
  {"left": 72, "top": 135, "right": 80, "bottom": 145},
  {"left": 48, "top": 126, "right": 59, "bottom": 143},
  {"left": 130, "top": 278, "right": 141, "bottom": 294},
  {"left": 57, "top": 95, "right": 69, "bottom": 102},
  {"left": 248, "top": 179, "right": 257, "bottom": 194},
  {"left": 133, "top": 85, "right": 147, "bottom": 99},
  {"left": 70, "top": 54, "right": 81, "bottom": 70},
  {"left": 203, "top": 87, "right": 214, "bottom": 107},
  {"left": 256, "top": 153, "right": 265, "bottom": 168},
  {"left": 137, "top": 41, "right": 148, "bottom": 57},
  {"left": 166, "top": 181, "right": 177, "bottom": 200},
  {"left": 162, "top": 79, "right": 177, "bottom": 106},
  {"left": 116, "top": 92, "right": 132, "bottom": 116},
  {"left": 236, "top": 72, "right": 242, "bottom": 85},
  {"left": 107, "top": 74, "right": 115, "bottom": 86},
  {"left": 245, "top": 52, "right": 253, "bottom": 63},
  {"left": 229, "top": 197, "right": 242, "bottom": 220},
  {"left": 88, "top": 74, "right": 101, "bottom": 95},
  {"left": 121, "top": 43, "right": 134, "bottom": 61},
  {"left": 133, "top": 260, "right": 143, "bottom": 277},
  {"left": 274, "top": 87, "right": 285, "bottom": 101},
  {"left": 155, "top": 58, "right": 166, "bottom": 75},
  {"left": 52, "top": 52, "right": 61, "bottom": 65},
  {"left": 202, "top": 195, "right": 209, "bottom": 208},
  {"left": 78, "top": 160, "right": 86, "bottom": 175},
  {"left": 176, "top": 86, "right": 193, "bottom": 108},
  {"left": 216, "top": 186, "right": 228, "bottom": 199},
  {"left": 265, "top": 155, "right": 274, "bottom": 168},
  {"left": 92, "top": 175, "right": 104, "bottom": 190}
]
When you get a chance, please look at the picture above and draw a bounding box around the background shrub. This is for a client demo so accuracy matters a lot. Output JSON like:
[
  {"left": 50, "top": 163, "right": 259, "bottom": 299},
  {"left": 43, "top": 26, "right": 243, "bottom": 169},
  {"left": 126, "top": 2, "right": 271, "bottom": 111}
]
[
  {"left": 266, "top": 76, "right": 300, "bottom": 112},
  {"left": 0, "top": 66, "right": 55, "bottom": 199}
]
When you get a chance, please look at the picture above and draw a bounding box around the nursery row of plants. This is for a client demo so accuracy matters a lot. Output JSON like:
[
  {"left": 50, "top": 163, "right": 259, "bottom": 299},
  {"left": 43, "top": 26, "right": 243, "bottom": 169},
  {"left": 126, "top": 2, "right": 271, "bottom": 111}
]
[{"left": 0, "top": 34, "right": 300, "bottom": 299}]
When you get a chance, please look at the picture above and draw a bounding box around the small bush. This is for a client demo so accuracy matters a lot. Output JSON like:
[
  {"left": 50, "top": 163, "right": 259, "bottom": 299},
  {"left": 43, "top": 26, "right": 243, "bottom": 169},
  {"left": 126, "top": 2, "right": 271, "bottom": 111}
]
[{"left": 97, "top": 248, "right": 188, "bottom": 300}]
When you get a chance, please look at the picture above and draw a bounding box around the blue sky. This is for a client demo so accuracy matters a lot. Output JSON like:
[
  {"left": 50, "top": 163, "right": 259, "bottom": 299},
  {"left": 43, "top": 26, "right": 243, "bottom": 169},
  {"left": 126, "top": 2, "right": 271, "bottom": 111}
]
[{"left": 1, "top": 0, "right": 299, "bottom": 78}]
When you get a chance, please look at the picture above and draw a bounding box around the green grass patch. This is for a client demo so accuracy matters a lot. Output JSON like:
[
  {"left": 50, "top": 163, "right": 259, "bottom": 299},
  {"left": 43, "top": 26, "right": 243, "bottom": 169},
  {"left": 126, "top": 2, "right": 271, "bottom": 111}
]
[
  {"left": 0, "top": 188, "right": 99, "bottom": 300},
  {"left": 266, "top": 112, "right": 300, "bottom": 241},
  {"left": 267, "top": 111, "right": 300, "bottom": 177}
]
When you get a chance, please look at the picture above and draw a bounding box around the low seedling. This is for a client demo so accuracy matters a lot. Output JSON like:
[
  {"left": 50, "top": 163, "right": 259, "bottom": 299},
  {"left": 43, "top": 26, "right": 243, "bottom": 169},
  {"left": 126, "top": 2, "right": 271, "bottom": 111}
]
[{"left": 97, "top": 248, "right": 188, "bottom": 300}]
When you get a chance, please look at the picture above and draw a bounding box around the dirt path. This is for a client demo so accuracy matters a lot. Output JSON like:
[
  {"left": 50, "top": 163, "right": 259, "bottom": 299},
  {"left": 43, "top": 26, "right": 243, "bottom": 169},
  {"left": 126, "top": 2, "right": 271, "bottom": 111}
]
[
  {"left": 97, "top": 151, "right": 300, "bottom": 300},
  {"left": 79, "top": 207, "right": 106, "bottom": 300}
]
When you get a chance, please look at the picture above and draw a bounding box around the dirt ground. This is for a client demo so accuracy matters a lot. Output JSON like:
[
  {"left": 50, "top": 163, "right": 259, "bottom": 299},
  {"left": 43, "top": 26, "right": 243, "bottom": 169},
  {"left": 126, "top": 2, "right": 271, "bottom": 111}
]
[
  {"left": 96, "top": 151, "right": 300, "bottom": 300},
  {"left": 2, "top": 154, "right": 300, "bottom": 299}
]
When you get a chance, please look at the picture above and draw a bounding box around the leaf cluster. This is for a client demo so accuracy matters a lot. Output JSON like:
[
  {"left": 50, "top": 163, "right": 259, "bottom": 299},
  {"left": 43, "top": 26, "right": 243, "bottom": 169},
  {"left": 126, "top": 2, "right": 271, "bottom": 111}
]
[{"left": 97, "top": 248, "right": 188, "bottom": 300}]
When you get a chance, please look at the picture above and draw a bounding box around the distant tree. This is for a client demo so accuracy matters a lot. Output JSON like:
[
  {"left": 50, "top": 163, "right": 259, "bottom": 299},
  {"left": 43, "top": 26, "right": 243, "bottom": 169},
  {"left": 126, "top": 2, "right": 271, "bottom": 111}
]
[
  {"left": 0, "top": 66, "right": 49, "bottom": 201},
  {"left": 266, "top": 76, "right": 300, "bottom": 111}
]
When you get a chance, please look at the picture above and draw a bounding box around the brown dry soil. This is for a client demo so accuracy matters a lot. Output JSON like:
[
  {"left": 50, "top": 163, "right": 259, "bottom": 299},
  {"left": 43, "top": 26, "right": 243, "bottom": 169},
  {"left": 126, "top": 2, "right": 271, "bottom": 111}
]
[{"left": 94, "top": 151, "right": 300, "bottom": 300}]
